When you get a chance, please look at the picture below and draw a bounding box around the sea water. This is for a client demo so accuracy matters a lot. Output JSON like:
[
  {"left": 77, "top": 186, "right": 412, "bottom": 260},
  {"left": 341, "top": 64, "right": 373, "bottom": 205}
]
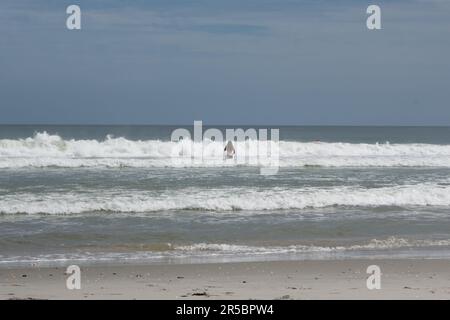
[{"left": 0, "top": 125, "right": 449, "bottom": 267}]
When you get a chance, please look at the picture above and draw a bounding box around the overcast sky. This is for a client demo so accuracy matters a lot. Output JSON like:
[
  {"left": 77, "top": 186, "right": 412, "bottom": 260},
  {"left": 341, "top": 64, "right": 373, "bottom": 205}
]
[{"left": 1, "top": 0, "right": 449, "bottom": 125}]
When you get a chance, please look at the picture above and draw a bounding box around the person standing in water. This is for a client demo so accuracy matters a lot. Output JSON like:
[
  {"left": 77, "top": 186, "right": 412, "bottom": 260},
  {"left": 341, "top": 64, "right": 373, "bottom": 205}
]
[{"left": 224, "top": 140, "right": 236, "bottom": 159}]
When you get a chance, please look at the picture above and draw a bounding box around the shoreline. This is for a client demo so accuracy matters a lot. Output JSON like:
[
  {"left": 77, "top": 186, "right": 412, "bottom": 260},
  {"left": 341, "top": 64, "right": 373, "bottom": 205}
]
[{"left": 1, "top": 259, "right": 449, "bottom": 300}]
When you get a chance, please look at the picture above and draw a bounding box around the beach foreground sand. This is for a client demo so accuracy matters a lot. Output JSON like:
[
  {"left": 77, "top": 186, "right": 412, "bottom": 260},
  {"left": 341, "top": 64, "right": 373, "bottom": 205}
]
[{"left": 1, "top": 259, "right": 449, "bottom": 300}]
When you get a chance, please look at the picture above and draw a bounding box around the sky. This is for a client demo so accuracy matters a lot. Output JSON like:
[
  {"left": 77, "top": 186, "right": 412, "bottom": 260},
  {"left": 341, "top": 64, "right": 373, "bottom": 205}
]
[{"left": 0, "top": 0, "right": 450, "bottom": 125}]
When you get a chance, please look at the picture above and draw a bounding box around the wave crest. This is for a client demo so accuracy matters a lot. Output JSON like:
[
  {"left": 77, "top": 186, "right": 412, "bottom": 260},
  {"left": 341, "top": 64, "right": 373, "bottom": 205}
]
[
  {"left": 1, "top": 184, "right": 450, "bottom": 214},
  {"left": 1, "top": 132, "right": 450, "bottom": 168}
]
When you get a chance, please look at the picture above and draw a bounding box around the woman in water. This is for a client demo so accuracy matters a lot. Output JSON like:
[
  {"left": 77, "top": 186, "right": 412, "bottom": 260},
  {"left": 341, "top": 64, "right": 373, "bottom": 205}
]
[{"left": 224, "top": 140, "right": 236, "bottom": 159}]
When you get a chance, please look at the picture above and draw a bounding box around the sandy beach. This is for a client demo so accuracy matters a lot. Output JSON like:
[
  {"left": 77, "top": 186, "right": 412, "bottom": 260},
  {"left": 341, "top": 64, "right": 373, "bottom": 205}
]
[
  {"left": 2, "top": 0, "right": 450, "bottom": 305},
  {"left": 1, "top": 259, "right": 449, "bottom": 300}
]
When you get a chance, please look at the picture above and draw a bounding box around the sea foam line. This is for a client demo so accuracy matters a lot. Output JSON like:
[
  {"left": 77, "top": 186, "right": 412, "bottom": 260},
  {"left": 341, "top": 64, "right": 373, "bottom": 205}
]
[
  {"left": 1, "top": 132, "right": 450, "bottom": 168},
  {"left": 1, "top": 184, "right": 450, "bottom": 214},
  {"left": 176, "top": 237, "right": 450, "bottom": 254},
  {"left": 1, "top": 237, "right": 449, "bottom": 266}
]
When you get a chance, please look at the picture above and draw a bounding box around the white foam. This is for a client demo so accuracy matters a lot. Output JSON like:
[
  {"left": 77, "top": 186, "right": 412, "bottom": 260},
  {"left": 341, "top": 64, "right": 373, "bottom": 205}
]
[
  {"left": 176, "top": 237, "right": 450, "bottom": 254},
  {"left": 1, "top": 237, "right": 449, "bottom": 266},
  {"left": 1, "top": 132, "right": 450, "bottom": 168},
  {"left": 1, "top": 183, "right": 450, "bottom": 214}
]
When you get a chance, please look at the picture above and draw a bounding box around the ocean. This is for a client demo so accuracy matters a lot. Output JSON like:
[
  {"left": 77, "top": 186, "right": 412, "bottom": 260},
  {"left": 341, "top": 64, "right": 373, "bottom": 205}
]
[{"left": 0, "top": 125, "right": 450, "bottom": 267}]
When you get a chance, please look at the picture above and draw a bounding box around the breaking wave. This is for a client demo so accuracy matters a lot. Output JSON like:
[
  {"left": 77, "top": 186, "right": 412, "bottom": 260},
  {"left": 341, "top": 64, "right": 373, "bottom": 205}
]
[
  {"left": 1, "top": 183, "right": 450, "bottom": 214},
  {"left": 1, "top": 132, "right": 450, "bottom": 168}
]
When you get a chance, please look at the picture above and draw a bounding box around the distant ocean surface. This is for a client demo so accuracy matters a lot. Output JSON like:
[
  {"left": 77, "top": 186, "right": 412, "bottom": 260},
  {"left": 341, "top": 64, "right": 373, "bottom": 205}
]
[{"left": 1, "top": 125, "right": 450, "bottom": 267}]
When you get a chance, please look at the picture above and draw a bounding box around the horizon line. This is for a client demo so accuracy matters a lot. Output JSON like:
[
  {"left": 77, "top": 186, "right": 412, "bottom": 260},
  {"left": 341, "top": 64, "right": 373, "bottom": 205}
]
[{"left": 1, "top": 123, "right": 450, "bottom": 128}]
